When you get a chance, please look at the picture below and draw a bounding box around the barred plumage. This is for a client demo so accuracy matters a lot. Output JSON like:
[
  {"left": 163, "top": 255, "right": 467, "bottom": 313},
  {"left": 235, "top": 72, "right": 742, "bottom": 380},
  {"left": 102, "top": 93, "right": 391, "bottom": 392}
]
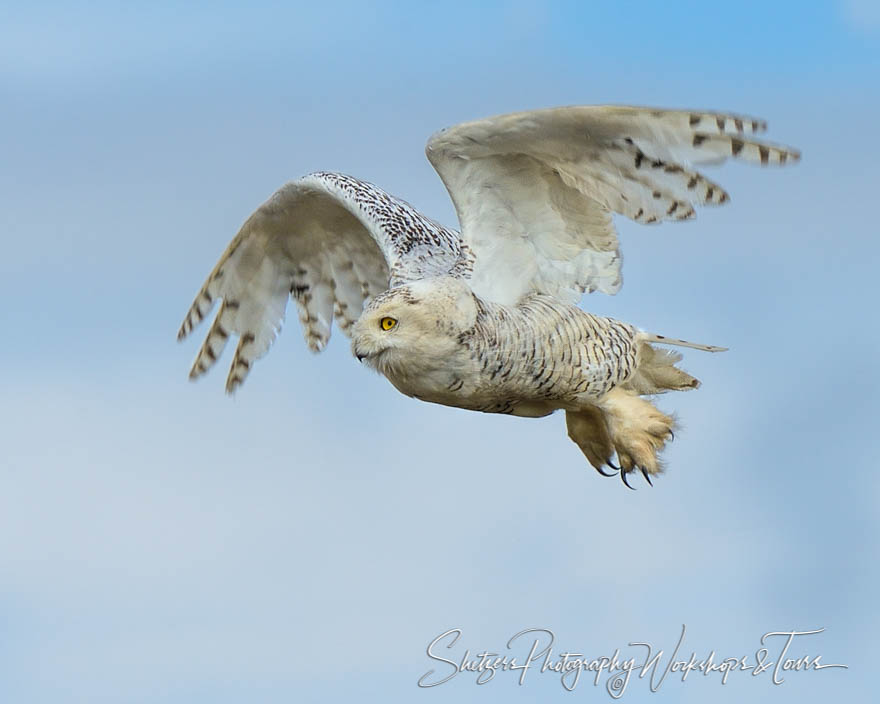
[
  {"left": 179, "top": 104, "right": 799, "bottom": 486},
  {"left": 462, "top": 296, "right": 640, "bottom": 405}
]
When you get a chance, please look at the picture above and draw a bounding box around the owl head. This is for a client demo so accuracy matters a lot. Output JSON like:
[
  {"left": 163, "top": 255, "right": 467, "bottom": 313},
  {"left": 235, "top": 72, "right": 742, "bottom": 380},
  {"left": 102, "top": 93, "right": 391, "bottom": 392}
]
[{"left": 351, "top": 276, "right": 477, "bottom": 374}]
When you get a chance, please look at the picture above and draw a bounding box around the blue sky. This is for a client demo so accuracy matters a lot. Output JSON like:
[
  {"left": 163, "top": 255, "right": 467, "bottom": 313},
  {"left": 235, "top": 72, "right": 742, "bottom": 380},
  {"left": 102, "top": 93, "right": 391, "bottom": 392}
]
[{"left": 1, "top": 1, "right": 877, "bottom": 702}]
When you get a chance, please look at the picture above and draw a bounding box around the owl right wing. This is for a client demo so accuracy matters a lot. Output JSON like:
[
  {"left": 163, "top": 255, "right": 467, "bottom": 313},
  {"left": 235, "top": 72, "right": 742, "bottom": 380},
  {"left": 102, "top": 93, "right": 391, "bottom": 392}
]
[
  {"left": 426, "top": 105, "right": 800, "bottom": 306},
  {"left": 177, "top": 171, "right": 471, "bottom": 393}
]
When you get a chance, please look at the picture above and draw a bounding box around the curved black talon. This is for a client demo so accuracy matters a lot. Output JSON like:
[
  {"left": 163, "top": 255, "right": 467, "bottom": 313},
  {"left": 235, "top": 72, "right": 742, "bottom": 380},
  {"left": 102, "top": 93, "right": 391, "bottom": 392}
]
[
  {"left": 620, "top": 469, "right": 636, "bottom": 490},
  {"left": 607, "top": 458, "right": 620, "bottom": 471},
  {"left": 640, "top": 467, "right": 654, "bottom": 487},
  {"left": 595, "top": 464, "right": 617, "bottom": 477},
  {"left": 667, "top": 429, "right": 675, "bottom": 442}
]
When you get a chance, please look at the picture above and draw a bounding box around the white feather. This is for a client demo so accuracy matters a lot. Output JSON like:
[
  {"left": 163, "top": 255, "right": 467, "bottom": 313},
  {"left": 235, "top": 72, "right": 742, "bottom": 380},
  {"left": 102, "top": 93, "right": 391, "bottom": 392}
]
[{"left": 426, "top": 105, "right": 799, "bottom": 305}]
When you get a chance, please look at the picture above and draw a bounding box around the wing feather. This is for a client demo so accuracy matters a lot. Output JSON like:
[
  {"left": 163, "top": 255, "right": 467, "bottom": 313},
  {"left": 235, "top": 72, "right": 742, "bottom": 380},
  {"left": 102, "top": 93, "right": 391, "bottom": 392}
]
[
  {"left": 178, "top": 171, "right": 470, "bottom": 392},
  {"left": 426, "top": 105, "right": 799, "bottom": 304}
]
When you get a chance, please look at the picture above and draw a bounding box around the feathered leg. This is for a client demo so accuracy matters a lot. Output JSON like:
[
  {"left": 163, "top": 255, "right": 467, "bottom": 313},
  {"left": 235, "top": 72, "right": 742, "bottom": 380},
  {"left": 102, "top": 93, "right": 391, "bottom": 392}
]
[
  {"left": 596, "top": 388, "right": 676, "bottom": 478},
  {"left": 567, "top": 340, "right": 707, "bottom": 485},
  {"left": 566, "top": 406, "right": 615, "bottom": 476}
]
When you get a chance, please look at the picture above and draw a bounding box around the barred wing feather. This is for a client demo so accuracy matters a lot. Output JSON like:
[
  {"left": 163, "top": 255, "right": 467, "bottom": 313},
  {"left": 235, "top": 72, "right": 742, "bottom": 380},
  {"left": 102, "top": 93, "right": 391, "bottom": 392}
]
[
  {"left": 177, "top": 172, "right": 471, "bottom": 392},
  {"left": 426, "top": 105, "right": 800, "bottom": 305}
]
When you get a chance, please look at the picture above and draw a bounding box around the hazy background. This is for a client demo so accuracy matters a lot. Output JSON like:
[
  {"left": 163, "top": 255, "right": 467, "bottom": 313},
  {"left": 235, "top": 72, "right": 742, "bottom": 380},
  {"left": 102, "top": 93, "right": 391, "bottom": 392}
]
[{"left": 1, "top": 1, "right": 877, "bottom": 702}]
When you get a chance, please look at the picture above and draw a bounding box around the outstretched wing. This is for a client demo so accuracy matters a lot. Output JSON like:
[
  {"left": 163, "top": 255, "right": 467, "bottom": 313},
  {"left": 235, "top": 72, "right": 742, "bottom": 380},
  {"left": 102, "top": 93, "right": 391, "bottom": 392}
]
[
  {"left": 178, "top": 171, "right": 471, "bottom": 392},
  {"left": 426, "top": 105, "right": 800, "bottom": 305}
]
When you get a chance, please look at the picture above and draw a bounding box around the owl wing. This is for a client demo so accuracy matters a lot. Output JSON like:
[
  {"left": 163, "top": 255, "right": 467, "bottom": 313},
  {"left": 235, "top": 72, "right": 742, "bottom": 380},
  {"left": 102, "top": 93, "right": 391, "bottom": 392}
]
[
  {"left": 426, "top": 105, "right": 800, "bottom": 305},
  {"left": 177, "top": 171, "right": 471, "bottom": 392}
]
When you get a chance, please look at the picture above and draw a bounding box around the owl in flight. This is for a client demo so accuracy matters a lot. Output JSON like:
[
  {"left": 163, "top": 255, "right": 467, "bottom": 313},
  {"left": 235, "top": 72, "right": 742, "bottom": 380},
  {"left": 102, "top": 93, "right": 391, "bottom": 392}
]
[{"left": 178, "top": 106, "right": 799, "bottom": 488}]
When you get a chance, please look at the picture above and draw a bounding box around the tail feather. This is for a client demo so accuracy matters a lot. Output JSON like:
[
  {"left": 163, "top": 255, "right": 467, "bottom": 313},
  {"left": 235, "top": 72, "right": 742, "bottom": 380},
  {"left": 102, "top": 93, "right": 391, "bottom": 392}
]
[
  {"left": 624, "top": 333, "right": 726, "bottom": 395},
  {"left": 643, "top": 333, "right": 727, "bottom": 353},
  {"left": 625, "top": 344, "right": 696, "bottom": 395}
]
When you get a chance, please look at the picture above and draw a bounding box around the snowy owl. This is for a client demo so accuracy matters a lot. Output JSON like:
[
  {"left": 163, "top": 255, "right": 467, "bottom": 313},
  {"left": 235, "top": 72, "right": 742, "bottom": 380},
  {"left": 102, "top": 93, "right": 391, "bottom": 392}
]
[{"left": 178, "top": 106, "right": 799, "bottom": 487}]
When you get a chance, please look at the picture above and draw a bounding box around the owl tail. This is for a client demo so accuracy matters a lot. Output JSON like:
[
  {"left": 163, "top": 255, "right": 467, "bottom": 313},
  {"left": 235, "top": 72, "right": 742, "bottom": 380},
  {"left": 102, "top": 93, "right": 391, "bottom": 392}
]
[
  {"left": 641, "top": 333, "right": 727, "bottom": 353},
  {"left": 623, "top": 333, "right": 726, "bottom": 395}
]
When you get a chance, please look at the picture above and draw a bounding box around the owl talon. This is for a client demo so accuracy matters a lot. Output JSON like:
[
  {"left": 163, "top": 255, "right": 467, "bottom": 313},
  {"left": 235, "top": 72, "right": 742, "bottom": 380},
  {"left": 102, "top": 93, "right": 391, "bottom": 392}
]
[
  {"left": 595, "top": 465, "right": 617, "bottom": 477},
  {"left": 668, "top": 429, "right": 675, "bottom": 442},
  {"left": 607, "top": 458, "right": 620, "bottom": 471},
  {"left": 620, "top": 470, "right": 636, "bottom": 490},
  {"left": 640, "top": 466, "right": 653, "bottom": 487},
  {"left": 594, "top": 389, "right": 675, "bottom": 485}
]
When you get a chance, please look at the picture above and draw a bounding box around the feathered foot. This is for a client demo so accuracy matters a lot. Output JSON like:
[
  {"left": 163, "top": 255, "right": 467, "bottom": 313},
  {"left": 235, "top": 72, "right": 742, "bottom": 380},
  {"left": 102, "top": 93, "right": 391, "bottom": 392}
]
[
  {"left": 566, "top": 406, "right": 615, "bottom": 474},
  {"left": 601, "top": 388, "right": 675, "bottom": 484},
  {"left": 566, "top": 389, "right": 675, "bottom": 488}
]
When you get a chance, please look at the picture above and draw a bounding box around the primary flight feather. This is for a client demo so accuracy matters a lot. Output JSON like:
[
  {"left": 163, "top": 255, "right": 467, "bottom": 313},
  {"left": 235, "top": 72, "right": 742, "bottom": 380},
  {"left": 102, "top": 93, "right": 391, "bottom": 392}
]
[{"left": 178, "top": 105, "right": 799, "bottom": 487}]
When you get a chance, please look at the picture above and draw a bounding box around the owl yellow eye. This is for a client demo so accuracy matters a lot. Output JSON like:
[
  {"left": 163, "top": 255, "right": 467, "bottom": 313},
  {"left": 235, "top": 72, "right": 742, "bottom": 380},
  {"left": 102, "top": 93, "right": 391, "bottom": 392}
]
[{"left": 380, "top": 317, "right": 397, "bottom": 331}]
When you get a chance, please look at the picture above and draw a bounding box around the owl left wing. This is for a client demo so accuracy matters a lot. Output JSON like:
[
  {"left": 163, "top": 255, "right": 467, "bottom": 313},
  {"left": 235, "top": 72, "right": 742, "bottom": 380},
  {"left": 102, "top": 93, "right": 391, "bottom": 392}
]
[
  {"left": 178, "top": 172, "right": 471, "bottom": 392},
  {"left": 426, "top": 105, "right": 800, "bottom": 305}
]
